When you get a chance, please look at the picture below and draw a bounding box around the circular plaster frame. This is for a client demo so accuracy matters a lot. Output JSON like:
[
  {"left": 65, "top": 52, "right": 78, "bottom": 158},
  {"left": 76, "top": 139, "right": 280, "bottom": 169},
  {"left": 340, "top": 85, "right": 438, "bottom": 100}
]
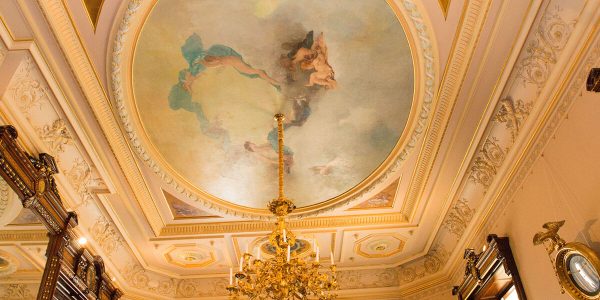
[{"left": 110, "top": 0, "right": 438, "bottom": 219}]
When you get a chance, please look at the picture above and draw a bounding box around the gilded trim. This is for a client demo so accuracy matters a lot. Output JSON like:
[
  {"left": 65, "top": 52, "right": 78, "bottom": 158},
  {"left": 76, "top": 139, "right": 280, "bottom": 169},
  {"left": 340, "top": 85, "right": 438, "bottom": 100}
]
[{"left": 0, "top": 230, "right": 49, "bottom": 241}]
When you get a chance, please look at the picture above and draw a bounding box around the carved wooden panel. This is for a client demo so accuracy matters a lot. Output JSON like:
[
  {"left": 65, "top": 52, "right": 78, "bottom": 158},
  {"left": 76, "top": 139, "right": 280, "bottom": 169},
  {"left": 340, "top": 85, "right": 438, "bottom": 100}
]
[
  {"left": 453, "top": 234, "right": 527, "bottom": 300},
  {"left": 0, "top": 126, "right": 122, "bottom": 299}
]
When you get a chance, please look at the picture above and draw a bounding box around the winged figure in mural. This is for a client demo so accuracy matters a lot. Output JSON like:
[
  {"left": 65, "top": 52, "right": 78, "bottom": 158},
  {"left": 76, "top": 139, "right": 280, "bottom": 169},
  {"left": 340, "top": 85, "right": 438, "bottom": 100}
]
[
  {"left": 180, "top": 33, "right": 280, "bottom": 90},
  {"left": 286, "top": 31, "right": 337, "bottom": 89},
  {"left": 168, "top": 34, "right": 281, "bottom": 142},
  {"left": 169, "top": 31, "right": 338, "bottom": 173}
]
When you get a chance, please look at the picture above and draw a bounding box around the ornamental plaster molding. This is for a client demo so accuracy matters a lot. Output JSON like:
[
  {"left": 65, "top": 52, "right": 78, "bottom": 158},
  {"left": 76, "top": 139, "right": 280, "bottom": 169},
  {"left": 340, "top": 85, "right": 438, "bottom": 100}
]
[
  {"left": 337, "top": 267, "right": 399, "bottom": 290},
  {"left": 493, "top": 97, "right": 533, "bottom": 141},
  {"left": 89, "top": 216, "right": 125, "bottom": 256},
  {"left": 481, "top": 17, "right": 600, "bottom": 239},
  {"left": 515, "top": 5, "right": 575, "bottom": 91},
  {"left": 160, "top": 213, "right": 410, "bottom": 236},
  {"left": 110, "top": 0, "right": 439, "bottom": 219},
  {"left": 402, "top": 0, "right": 492, "bottom": 222},
  {"left": 175, "top": 277, "right": 228, "bottom": 297},
  {"left": 35, "top": 0, "right": 164, "bottom": 235},
  {"left": 0, "top": 40, "right": 7, "bottom": 66},
  {"left": 468, "top": 138, "right": 507, "bottom": 190},
  {"left": 9, "top": 57, "right": 52, "bottom": 118},
  {"left": 459, "top": 0, "right": 588, "bottom": 239},
  {"left": 399, "top": 0, "right": 586, "bottom": 290},
  {"left": 401, "top": 282, "right": 454, "bottom": 300},
  {"left": 0, "top": 283, "right": 37, "bottom": 300},
  {"left": 426, "top": 0, "right": 595, "bottom": 293},
  {"left": 19, "top": 0, "right": 597, "bottom": 299},
  {"left": 35, "top": 119, "right": 73, "bottom": 156},
  {"left": 442, "top": 198, "right": 475, "bottom": 238},
  {"left": 0, "top": 250, "right": 19, "bottom": 277},
  {"left": 4, "top": 52, "right": 105, "bottom": 206},
  {"left": 397, "top": 244, "right": 449, "bottom": 284},
  {"left": 0, "top": 230, "right": 48, "bottom": 242}
]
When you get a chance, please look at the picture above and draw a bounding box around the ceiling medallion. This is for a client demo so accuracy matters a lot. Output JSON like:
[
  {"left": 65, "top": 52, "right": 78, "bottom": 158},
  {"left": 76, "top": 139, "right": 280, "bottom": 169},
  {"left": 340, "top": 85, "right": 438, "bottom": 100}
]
[{"left": 227, "top": 114, "right": 337, "bottom": 299}]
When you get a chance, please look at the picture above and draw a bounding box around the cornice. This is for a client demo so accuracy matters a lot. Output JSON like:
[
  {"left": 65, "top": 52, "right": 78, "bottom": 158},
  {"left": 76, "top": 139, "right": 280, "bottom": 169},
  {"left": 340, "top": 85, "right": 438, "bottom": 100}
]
[
  {"left": 403, "top": 0, "right": 493, "bottom": 223},
  {"left": 14, "top": 0, "right": 599, "bottom": 299},
  {"left": 35, "top": 0, "right": 164, "bottom": 235},
  {"left": 441, "top": 0, "right": 600, "bottom": 291},
  {"left": 0, "top": 230, "right": 49, "bottom": 242},
  {"left": 386, "top": 0, "right": 592, "bottom": 292},
  {"left": 478, "top": 3, "right": 600, "bottom": 253},
  {"left": 159, "top": 213, "right": 411, "bottom": 237}
]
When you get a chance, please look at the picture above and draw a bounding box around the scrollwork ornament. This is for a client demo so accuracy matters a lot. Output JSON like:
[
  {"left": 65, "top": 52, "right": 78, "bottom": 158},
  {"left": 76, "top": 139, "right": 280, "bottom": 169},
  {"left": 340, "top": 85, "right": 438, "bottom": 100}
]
[
  {"left": 122, "top": 263, "right": 176, "bottom": 296},
  {"left": 176, "top": 280, "right": 198, "bottom": 298},
  {"left": 516, "top": 6, "right": 574, "bottom": 90},
  {"left": 10, "top": 57, "right": 51, "bottom": 114},
  {"left": 89, "top": 217, "right": 123, "bottom": 255},
  {"left": 64, "top": 158, "right": 93, "bottom": 203},
  {"left": 377, "top": 268, "right": 398, "bottom": 286},
  {"left": 442, "top": 198, "right": 475, "bottom": 238},
  {"left": 469, "top": 138, "right": 506, "bottom": 189},
  {"left": 494, "top": 98, "right": 533, "bottom": 141},
  {"left": 36, "top": 119, "right": 73, "bottom": 156},
  {"left": 399, "top": 245, "right": 448, "bottom": 283},
  {"left": 1, "top": 283, "right": 34, "bottom": 299}
]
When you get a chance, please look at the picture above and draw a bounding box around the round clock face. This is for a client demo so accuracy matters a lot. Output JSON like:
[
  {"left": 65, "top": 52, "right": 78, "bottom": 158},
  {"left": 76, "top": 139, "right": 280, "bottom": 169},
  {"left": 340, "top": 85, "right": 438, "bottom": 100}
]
[{"left": 567, "top": 253, "right": 600, "bottom": 296}]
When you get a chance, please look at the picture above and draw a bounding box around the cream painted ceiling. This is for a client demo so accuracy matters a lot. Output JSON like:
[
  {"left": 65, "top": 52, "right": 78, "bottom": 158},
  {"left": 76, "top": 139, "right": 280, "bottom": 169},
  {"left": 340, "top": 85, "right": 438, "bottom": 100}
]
[{"left": 0, "top": 0, "right": 598, "bottom": 299}]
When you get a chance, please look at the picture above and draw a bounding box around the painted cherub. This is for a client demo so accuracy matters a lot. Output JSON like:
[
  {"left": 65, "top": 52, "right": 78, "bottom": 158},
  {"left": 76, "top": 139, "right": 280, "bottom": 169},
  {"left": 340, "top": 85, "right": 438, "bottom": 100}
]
[{"left": 291, "top": 32, "right": 337, "bottom": 89}]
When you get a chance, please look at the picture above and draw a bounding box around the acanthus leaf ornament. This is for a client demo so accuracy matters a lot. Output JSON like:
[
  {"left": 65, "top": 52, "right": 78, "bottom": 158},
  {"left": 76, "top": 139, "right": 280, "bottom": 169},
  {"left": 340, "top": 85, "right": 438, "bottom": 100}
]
[
  {"left": 469, "top": 138, "right": 507, "bottom": 189},
  {"left": 442, "top": 198, "right": 475, "bottom": 238},
  {"left": 494, "top": 98, "right": 533, "bottom": 142},
  {"left": 516, "top": 6, "right": 574, "bottom": 91}
]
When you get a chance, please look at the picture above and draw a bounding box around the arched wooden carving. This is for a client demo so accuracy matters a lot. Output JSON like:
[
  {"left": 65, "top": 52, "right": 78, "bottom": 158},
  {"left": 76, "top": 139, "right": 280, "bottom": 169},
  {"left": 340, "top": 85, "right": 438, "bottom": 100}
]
[{"left": 0, "top": 126, "right": 122, "bottom": 299}]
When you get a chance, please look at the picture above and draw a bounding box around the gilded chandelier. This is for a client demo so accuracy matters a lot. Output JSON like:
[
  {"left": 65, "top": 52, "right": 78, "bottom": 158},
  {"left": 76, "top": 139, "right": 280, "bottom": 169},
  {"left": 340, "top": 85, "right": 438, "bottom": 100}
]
[{"left": 226, "top": 114, "right": 338, "bottom": 299}]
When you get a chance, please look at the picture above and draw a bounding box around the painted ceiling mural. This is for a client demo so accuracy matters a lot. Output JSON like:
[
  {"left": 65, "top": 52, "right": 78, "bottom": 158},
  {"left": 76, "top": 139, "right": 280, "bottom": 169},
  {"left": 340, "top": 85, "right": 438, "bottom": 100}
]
[{"left": 133, "top": 0, "right": 413, "bottom": 209}]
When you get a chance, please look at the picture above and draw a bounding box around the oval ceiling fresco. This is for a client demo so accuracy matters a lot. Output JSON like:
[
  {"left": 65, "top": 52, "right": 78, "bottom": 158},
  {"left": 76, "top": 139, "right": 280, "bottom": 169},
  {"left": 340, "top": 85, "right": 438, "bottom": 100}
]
[{"left": 132, "top": 0, "right": 414, "bottom": 209}]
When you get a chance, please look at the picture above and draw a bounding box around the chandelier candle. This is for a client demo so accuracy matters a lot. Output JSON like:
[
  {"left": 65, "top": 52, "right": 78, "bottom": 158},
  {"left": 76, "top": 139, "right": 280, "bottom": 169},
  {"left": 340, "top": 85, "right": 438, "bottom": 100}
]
[
  {"left": 226, "top": 114, "right": 338, "bottom": 299},
  {"left": 316, "top": 246, "right": 320, "bottom": 263}
]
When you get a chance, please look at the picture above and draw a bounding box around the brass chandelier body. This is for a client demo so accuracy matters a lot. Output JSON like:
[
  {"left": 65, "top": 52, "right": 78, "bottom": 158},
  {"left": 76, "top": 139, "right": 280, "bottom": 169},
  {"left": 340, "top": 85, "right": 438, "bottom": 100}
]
[{"left": 226, "top": 114, "right": 338, "bottom": 299}]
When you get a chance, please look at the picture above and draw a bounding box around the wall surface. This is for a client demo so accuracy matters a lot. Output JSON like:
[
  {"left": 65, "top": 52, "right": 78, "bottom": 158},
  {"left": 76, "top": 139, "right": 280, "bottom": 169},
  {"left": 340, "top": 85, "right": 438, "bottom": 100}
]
[{"left": 488, "top": 87, "right": 600, "bottom": 299}]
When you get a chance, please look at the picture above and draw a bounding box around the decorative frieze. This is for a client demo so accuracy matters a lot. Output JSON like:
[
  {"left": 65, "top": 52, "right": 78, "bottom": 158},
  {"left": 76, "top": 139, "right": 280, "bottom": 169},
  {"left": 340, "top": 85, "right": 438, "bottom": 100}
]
[
  {"left": 494, "top": 98, "right": 533, "bottom": 141},
  {"left": 516, "top": 6, "right": 574, "bottom": 91},
  {"left": 89, "top": 217, "right": 124, "bottom": 256},
  {"left": 442, "top": 198, "right": 475, "bottom": 238},
  {"left": 36, "top": 119, "right": 73, "bottom": 156},
  {"left": 398, "top": 245, "right": 449, "bottom": 283},
  {"left": 469, "top": 138, "right": 506, "bottom": 189},
  {"left": 0, "top": 283, "right": 36, "bottom": 299}
]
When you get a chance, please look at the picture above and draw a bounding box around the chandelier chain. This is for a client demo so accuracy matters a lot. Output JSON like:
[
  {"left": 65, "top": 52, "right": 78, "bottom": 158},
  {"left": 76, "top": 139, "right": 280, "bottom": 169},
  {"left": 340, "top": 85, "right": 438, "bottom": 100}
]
[
  {"left": 226, "top": 114, "right": 338, "bottom": 299},
  {"left": 276, "top": 113, "right": 285, "bottom": 200}
]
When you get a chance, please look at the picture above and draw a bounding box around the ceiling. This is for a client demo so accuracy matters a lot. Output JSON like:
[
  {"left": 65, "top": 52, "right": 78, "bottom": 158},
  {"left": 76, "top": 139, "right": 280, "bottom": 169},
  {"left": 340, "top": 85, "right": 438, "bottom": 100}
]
[
  {"left": 130, "top": 0, "right": 414, "bottom": 211},
  {"left": 0, "top": 0, "right": 598, "bottom": 299}
]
